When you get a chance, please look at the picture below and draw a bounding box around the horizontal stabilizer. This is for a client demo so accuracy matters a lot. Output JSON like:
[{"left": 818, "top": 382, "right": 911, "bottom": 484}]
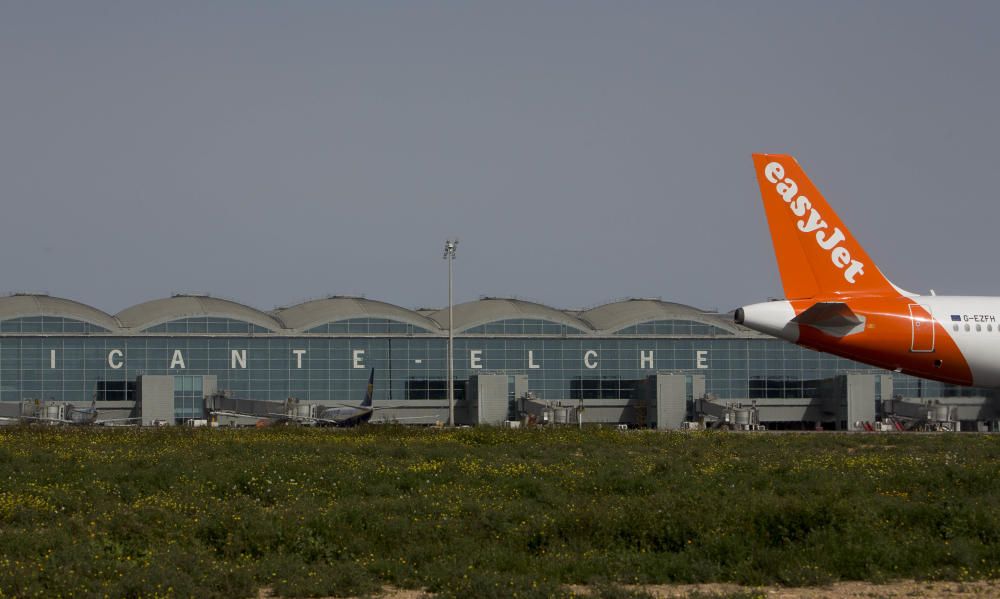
[{"left": 792, "top": 302, "right": 866, "bottom": 337}]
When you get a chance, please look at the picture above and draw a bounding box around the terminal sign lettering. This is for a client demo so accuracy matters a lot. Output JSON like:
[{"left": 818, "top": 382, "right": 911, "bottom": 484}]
[{"left": 49, "top": 348, "right": 711, "bottom": 371}]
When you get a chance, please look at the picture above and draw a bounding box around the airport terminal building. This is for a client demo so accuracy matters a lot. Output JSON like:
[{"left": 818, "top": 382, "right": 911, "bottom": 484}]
[{"left": 0, "top": 293, "right": 994, "bottom": 430}]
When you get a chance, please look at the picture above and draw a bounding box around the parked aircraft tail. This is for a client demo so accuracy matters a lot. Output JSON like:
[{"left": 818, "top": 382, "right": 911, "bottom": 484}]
[{"left": 361, "top": 368, "right": 374, "bottom": 408}]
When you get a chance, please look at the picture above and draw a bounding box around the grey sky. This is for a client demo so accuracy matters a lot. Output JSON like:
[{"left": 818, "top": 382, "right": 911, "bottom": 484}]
[{"left": 1, "top": 2, "right": 997, "bottom": 315}]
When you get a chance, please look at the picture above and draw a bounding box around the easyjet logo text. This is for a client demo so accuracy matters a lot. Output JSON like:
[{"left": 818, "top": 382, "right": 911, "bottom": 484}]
[{"left": 764, "top": 162, "right": 865, "bottom": 284}]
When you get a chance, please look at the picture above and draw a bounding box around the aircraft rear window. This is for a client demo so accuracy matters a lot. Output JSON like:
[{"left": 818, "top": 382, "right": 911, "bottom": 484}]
[{"left": 965, "top": 324, "right": 971, "bottom": 332}]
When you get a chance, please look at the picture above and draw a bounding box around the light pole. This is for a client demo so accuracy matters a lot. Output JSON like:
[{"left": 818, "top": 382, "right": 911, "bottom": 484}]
[{"left": 443, "top": 238, "right": 458, "bottom": 426}]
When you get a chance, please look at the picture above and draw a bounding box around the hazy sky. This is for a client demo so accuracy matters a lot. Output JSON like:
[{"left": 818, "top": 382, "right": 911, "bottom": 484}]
[{"left": 1, "top": 2, "right": 998, "bottom": 315}]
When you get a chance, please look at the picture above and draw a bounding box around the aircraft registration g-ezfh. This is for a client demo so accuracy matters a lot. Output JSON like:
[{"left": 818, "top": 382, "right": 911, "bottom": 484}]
[{"left": 736, "top": 153, "right": 1000, "bottom": 388}]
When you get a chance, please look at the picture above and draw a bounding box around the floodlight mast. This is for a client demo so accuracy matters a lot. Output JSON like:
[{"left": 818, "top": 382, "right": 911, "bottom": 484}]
[{"left": 443, "top": 239, "right": 458, "bottom": 427}]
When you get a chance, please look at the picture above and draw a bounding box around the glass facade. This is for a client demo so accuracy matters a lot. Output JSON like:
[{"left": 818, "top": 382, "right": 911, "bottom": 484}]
[
  {"left": 462, "top": 319, "right": 586, "bottom": 336},
  {"left": 613, "top": 319, "right": 733, "bottom": 336},
  {"left": 306, "top": 318, "right": 435, "bottom": 336},
  {"left": 0, "top": 317, "right": 109, "bottom": 334},
  {"left": 144, "top": 317, "right": 271, "bottom": 334},
  {"left": 0, "top": 317, "right": 965, "bottom": 405},
  {"left": 174, "top": 375, "right": 203, "bottom": 420}
]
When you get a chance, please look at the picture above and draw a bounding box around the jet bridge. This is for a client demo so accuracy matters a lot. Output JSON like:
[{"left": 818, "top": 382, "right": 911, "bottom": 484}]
[
  {"left": 517, "top": 393, "right": 582, "bottom": 427},
  {"left": 882, "top": 397, "right": 961, "bottom": 431},
  {"left": 206, "top": 393, "right": 312, "bottom": 426},
  {"left": 693, "top": 397, "right": 763, "bottom": 430}
]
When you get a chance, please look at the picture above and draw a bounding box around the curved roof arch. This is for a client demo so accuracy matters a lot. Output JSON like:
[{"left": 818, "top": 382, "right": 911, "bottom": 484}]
[
  {"left": 0, "top": 294, "right": 120, "bottom": 331},
  {"left": 116, "top": 295, "right": 284, "bottom": 332},
  {"left": 430, "top": 298, "right": 592, "bottom": 334},
  {"left": 272, "top": 297, "right": 442, "bottom": 333},
  {"left": 580, "top": 299, "right": 740, "bottom": 334}
]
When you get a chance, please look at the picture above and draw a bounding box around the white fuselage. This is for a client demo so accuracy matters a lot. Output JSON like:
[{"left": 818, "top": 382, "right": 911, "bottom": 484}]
[
  {"left": 920, "top": 296, "right": 1000, "bottom": 388},
  {"left": 740, "top": 295, "right": 1000, "bottom": 388}
]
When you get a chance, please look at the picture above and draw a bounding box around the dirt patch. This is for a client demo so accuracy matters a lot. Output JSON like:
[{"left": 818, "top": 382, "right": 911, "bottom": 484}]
[
  {"left": 258, "top": 587, "right": 428, "bottom": 599},
  {"left": 263, "top": 580, "right": 1000, "bottom": 598},
  {"left": 584, "top": 581, "right": 1000, "bottom": 598}
]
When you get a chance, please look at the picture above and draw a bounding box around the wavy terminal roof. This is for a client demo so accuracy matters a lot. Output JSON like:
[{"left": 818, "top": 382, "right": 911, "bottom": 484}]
[{"left": 0, "top": 294, "right": 750, "bottom": 335}]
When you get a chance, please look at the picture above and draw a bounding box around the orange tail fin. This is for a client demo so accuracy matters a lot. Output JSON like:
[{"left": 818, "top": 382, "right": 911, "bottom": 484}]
[{"left": 752, "top": 154, "right": 897, "bottom": 299}]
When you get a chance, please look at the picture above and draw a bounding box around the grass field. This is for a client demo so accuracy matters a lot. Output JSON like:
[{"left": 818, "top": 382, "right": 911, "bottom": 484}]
[{"left": 0, "top": 426, "right": 998, "bottom": 598}]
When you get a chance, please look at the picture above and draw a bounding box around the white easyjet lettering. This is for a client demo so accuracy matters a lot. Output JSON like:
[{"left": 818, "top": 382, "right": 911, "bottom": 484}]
[
  {"left": 790, "top": 196, "right": 811, "bottom": 217},
  {"left": 766, "top": 161, "right": 866, "bottom": 285},
  {"left": 816, "top": 227, "right": 846, "bottom": 250},
  {"left": 796, "top": 209, "right": 827, "bottom": 233},
  {"left": 776, "top": 179, "right": 798, "bottom": 202},
  {"left": 764, "top": 162, "right": 784, "bottom": 183},
  {"left": 844, "top": 261, "right": 865, "bottom": 283},
  {"left": 831, "top": 246, "right": 851, "bottom": 268}
]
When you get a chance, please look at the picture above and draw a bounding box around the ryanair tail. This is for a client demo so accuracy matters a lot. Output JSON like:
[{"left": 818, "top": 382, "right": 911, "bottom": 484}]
[{"left": 752, "top": 154, "right": 898, "bottom": 299}]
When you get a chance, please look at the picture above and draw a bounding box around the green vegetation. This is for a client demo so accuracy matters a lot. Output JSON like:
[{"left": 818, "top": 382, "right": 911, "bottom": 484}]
[{"left": 0, "top": 427, "right": 998, "bottom": 597}]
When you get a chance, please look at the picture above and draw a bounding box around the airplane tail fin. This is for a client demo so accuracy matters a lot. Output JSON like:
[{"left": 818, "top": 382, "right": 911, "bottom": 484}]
[
  {"left": 752, "top": 154, "right": 899, "bottom": 299},
  {"left": 361, "top": 368, "right": 374, "bottom": 408}
]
